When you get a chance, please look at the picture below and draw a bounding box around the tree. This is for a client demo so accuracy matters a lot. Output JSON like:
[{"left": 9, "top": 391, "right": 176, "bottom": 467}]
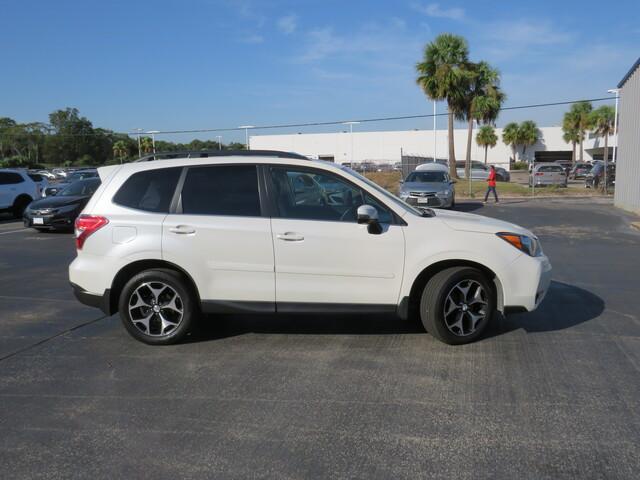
[
  {"left": 416, "top": 33, "right": 470, "bottom": 179},
  {"left": 518, "top": 120, "right": 539, "bottom": 160},
  {"left": 589, "top": 105, "right": 616, "bottom": 193},
  {"left": 113, "top": 140, "right": 128, "bottom": 163},
  {"left": 502, "top": 122, "right": 520, "bottom": 162},
  {"left": 565, "top": 101, "right": 592, "bottom": 162},
  {"left": 561, "top": 120, "right": 582, "bottom": 164},
  {"left": 140, "top": 137, "right": 153, "bottom": 154},
  {"left": 476, "top": 125, "right": 498, "bottom": 164},
  {"left": 459, "top": 61, "right": 505, "bottom": 178}
]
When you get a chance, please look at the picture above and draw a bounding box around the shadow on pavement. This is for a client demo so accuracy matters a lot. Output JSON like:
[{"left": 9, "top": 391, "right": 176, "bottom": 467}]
[
  {"left": 191, "top": 281, "right": 603, "bottom": 343},
  {"left": 488, "top": 280, "right": 605, "bottom": 337},
  {"left": 453, "top": 201, "right": 484, "bottom": 212}
]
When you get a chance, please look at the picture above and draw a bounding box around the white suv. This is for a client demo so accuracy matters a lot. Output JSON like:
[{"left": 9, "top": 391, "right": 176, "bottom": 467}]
[
  {"left": 0, "top": 169, "right": 40, "bottom": 217},
  {"left": 69, "top": 154, "right": 552, "bottom": 345}
]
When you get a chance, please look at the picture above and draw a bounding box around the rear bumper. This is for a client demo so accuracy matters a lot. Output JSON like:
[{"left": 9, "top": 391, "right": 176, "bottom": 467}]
[{"left": 70, "top": 282, "right": 112, "bottom": 315}]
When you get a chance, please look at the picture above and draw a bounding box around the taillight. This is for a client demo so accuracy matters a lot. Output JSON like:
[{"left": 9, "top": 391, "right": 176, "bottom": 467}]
[{"left": 75, "top": 215, "right": 108, "bottom": 250}]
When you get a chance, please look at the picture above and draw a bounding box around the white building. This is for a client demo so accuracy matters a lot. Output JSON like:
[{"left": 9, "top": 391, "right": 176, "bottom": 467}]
[{"left": 251, "top": 126, "right": 616, "bottom": 170}]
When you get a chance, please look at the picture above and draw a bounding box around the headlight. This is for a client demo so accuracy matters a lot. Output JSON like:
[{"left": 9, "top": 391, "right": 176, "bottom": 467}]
[
  {"left": 437, "top": 189, "right": 451, "bottom": 197},
  {"left": 496, "top": 232, "right": 541, "bottom": 257}
]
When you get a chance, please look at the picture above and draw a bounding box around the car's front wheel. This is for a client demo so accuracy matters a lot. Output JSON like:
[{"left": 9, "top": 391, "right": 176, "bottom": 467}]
[
  {"left": 119, "top": 269, "right": 198, "bottom": 345},
  {"left": 420, "top": 267, "right": 495, "bottom": 345}
]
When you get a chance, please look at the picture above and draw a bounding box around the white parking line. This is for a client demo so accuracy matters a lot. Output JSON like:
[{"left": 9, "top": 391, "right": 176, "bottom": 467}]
[{"left": 0, "top": 228, "right": 28, "bottom": 235}]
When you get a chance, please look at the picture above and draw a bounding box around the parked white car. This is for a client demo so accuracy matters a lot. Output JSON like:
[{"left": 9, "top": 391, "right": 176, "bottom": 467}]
[
  {"left": 0, "top": 169, "right": 40, "bottom": 217},
  {"left": 69, "top": 154, "right": 552, "bottom": 345}
]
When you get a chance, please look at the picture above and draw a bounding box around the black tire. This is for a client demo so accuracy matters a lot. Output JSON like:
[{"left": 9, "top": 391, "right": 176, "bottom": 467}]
[
  {"left": 420, "top": 267, "right": 495, "bottom": 345},
  {"left": 12, "top": 195, "right": 32, "bottom": 218},
  {"left": 118, "top": 268, "right": 198, "bottom": 345}
]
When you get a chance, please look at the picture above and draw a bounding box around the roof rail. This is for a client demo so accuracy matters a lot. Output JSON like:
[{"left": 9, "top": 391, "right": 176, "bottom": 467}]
[{"left": 134, "top": 149, "right": 309, "bottom": 162}]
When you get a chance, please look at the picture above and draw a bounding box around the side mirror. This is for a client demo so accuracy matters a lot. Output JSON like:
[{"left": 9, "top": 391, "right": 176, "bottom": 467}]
[
  {"left": 357, "top": 204, "right": 379, "bottom": 224},
  {"left": 399, "top": 179, "right": 404, "bottom": 184}
]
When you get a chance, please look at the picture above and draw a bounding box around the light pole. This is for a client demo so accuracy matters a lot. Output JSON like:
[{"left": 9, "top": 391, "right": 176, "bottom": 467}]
[
  {"left": 147, "top": 131, "right": 160, "bottom": 155},
  {"left": 433, "top": 101, "right": 437, "bottom": 162},
  {"left": 215, "top": 135, "right": 222, "bottom": 150},
  {"left": 238, "top": 126, "right": 255, "bottom": 150},
  {"left": 343, "top": 121, "right": 360, "bottom": 166},
  {"left": 607, "top": 88, "right": 620, "bottom": 164},
  {"left": 134, "top": 128, "right": 144, "bottom": 158}
]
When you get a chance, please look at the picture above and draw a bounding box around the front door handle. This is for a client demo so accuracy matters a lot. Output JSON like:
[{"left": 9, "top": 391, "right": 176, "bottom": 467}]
[
  {"left": 276, "top": 232, "right": 304, "bottom": 242},
  {"left": 169, "top": 225, "right": 196, "bottom": 235}
]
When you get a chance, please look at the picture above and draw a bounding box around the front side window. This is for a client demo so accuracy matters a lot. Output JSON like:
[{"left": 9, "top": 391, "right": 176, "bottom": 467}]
[
  {"left": 181, "top": 165, "right": 261, "bottom": 217},
  {"left": 113, "top": 167, "right": 181, "bottom": 213},
  {"left": 270, "top": 167, "right": 393, "bottom": 223}
]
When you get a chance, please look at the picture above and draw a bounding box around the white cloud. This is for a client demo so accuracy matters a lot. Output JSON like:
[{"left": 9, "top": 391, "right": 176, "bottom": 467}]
[
  {"left": 239, "top": 33, "right": 264, "bottom": 44},
  {"left": 411, "top": 2, "right": 465, "bottom": 21},
  {"left": 277, "top": 14, "right": 298, "bottom": 34}
]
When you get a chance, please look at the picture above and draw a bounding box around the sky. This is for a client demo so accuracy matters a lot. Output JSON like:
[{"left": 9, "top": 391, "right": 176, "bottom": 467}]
[{"left": 2, "top": 0, "right": 639, "bottom": 143}]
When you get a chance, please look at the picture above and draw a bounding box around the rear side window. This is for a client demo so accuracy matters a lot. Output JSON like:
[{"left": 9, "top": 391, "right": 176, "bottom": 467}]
[
  {"left": 28, "top": 174, "right": 43, "bottom": 182},
  {"left": 181, "top": 165, "right": 261, "bottom": 217},
  {"left": 0, "top": 172, "right": 24, "bottom": 185},
  {"left": 113, "top": 168, "right": 181, "bottom": 213}
]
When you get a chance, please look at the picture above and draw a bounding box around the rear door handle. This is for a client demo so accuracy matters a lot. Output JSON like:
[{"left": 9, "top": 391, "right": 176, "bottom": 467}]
[
  {"left": 169, "top": 225, "right": 196, "bottom": 235},
  {"left": 276, "top": 232, "right": 304, "bottom": 242}
]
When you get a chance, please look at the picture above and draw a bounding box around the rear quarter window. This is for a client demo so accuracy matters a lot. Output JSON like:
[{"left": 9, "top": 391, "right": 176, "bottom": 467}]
[{"left": 113, "top": 167, "right": 182, "bottom": 213}]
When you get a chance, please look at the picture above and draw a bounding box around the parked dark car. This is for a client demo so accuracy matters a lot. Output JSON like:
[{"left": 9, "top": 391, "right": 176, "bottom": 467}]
[
  {"left": 24, "top": 177, "right": 101, "bottom": 231},
  {"left": 585, "top": 163, "right": 615, "bottom": 189},
  {"left": 569, "top": 162, "right": 592, "bottom": 179},
  {"left": 43, "top": 169, "right": 98, "bottom": 197}
]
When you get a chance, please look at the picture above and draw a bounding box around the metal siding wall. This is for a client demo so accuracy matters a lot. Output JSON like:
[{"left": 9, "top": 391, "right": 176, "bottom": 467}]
[{"left": 615, "top": 66, "right": 640, "bottom": 213}]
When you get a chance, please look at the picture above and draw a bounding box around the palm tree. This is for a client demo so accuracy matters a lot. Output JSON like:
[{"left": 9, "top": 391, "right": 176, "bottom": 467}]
[
  {"left": 502, "top": 122, "right": 520, "bottom": 162},
  {"left": 112, "top": 140, "right": 128, "bottom": 163},
  {"left": 476, "top": 125, "right": 498, "bottom": 164},
  {"left": 518, "top": 120, "right": 539, "bottom": 160},
  {"left": 561, "top": 119, "right": 582, "bottom": 164},
  {"left": 565, "top": 101, "right": 592, "bottom": 162},
  {"left": 140, "top": 136, "right": 153, "bottom": 154},
  {"left": 416, "top": 33, "right": 470, "bottom": 179},
  {"left": 459, "top": 61, "right": 505, "bottom": 178},
  {"left": 589, "top": 105, "right": 616, "bottom": 192}
]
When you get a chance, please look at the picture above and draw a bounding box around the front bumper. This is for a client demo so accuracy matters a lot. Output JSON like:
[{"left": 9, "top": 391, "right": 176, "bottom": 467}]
[
  {"left": 23, "top": 210, "right": 77, "bottom": 230},
  {"left": 70, "top": 282, "right": 112, "bottom": 315},
  {"left": 504, "top": 253, "right": 552, "bottom": 312},
  {"left": 401, "top": 194, "right": 452, "bottom": 208}
]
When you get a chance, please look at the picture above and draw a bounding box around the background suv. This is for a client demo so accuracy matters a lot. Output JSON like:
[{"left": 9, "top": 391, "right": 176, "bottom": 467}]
[
  {"left": 0, "top": 169, "right": 39, "bottom": 217},
  {"left": 70, "top": 154, "right": 551, "bottom": 346}
]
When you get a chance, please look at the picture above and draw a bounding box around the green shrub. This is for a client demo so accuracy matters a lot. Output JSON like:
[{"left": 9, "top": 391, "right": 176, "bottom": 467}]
[{"left": 512, "top": 161, "right": 529, "bottom": 170}]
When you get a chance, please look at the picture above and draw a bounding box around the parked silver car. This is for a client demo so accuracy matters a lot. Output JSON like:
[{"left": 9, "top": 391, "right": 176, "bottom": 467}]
[
  {"left": 398, "top": 167, "right": 455, "bottom": 208},
  {"left": 529, "top": 163, "right": 568, "bottom": 187}
]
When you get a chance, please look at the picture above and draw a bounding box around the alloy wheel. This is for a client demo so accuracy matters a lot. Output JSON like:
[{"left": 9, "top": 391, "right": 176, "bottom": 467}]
[
  {"left": 442, "top": 279, "right": 487, "bottom": 337},
  {"left": 128, "top": 282, "right": 184, "bottom": 337}
]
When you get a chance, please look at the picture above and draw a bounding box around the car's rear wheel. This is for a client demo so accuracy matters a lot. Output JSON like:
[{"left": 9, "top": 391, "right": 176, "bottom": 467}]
[
  {"left": 420, "top": 267, "right": 495, "bottom": 345},
  {"left": 119, "top": 269, "right": 197, "bottom": 345}
]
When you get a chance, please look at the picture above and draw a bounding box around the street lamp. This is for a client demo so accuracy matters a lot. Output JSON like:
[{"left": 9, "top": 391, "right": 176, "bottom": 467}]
[
  {"left": 238, "top": 126, "right": 255, "bottom": 150},
  {"left": 133, "top": 128, "right": 144, "bottom": 158},
  {"left": 433, "top": 101, "right": 437, "bottom": 162},
  {"left": 215, "top": 135, "right": 222, "bottom": 151},
  {"left": 607, "top": 88, "right": 620, "bottom": 164},
  {"left": 343, "top": 121, "right": 360, "bottom": 165},
  {"left": 146, "top": 131, "right": 160, "bottom": 155}
]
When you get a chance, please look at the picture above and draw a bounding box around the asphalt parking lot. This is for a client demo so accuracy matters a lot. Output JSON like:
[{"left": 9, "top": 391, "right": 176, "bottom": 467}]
[{"left": 1, "top": 198, "right": 639, "bottom": 479}]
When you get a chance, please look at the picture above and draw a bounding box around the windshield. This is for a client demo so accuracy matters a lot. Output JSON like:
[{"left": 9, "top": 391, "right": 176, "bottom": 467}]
[
  {"left": 406, "top": 171, "right": 447, "bottom": 183},
  {"left": 58, "top": 178, "right": 101, "bottom": 197},
  {"left": 339, "top": 166, "right": 425, "bottom": 217}
]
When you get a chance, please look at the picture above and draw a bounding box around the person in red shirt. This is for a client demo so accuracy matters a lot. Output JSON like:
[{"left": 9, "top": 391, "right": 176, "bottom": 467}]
[{"left": 483, "top": 165, "right": 499, "bottom": 204}]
